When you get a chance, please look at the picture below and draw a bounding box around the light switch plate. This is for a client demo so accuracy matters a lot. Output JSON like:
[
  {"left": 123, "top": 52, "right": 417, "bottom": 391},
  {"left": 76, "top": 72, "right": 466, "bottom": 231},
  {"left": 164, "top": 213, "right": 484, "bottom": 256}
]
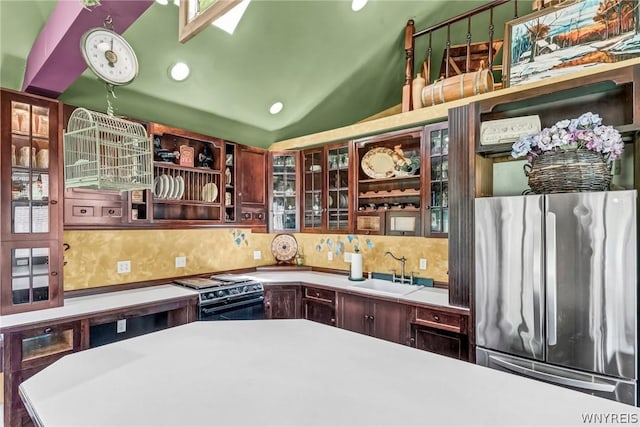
[
  {"left": 327, "top": 252, "right": 333, "bottom": 261},
  {"left": 117, "top": 319, "right": 127, "bottom": 334},
  {"left": 175, "top": 256, "right": 186, "bottom": 268},
  {"left": 253, "top": 250, "right": 262, "bottom": 260},
  {"left": 419, "top": 258, "right": 427, "bottom": 270},
  {"left": 344, "top": 252, "right": 352, "bottom": 262}
]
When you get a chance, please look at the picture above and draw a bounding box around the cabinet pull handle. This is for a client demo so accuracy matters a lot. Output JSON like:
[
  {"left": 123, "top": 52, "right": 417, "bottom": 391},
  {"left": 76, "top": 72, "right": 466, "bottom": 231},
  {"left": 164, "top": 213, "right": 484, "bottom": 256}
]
[
  {"left": 43, "top": 327, "right": 52, "bottom": 334},
  {"left": 50, "top": 200, "right": 58, "bottom": 205},
  {"left": 51, "top": 271, "right": 58, "bottom": 276},
  {"left": 108, "top": 209, "right": 115, "bottom": 215},
  {"left": 80, "top": 208, "right": 87, "bottom": 214}
]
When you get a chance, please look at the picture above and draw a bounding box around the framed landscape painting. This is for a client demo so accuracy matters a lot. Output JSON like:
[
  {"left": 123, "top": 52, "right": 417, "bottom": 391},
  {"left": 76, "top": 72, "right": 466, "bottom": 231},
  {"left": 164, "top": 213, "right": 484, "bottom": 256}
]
[
  {"left": 503, "top": 0, "right": 640, "bottom": 87},
  {"left": 179, "top": 0, "right": 242, "bottom": 43}
]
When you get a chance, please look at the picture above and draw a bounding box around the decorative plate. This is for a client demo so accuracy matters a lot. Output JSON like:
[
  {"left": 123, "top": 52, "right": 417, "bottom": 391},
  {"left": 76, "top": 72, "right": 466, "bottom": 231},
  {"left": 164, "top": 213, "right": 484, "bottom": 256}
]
[
  {"left": 361, "top": 147, "right": 396, "bottom": 179},
  {"left": 202, "top": 182, "right": 218, "bottom": 202},
  {"left": 271, "top": 234, "right": 298, "bottom": 263},
  {"left": 175, "top": 176, "right": 185, "bottom": 200},
  {"left": 153, "top": 176, "right": 163, "bottom": 198}
]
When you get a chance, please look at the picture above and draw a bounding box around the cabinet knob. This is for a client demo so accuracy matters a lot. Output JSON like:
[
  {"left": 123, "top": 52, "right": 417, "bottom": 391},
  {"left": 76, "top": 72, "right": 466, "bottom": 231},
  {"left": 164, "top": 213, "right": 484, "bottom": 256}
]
[
  {"left": 330, "top": 318, "right": 335, "bottom": 323},
  {"left": 410, "top": 337, "right": 416, "bottom": 344},
  {"left": 433, "top": 315, "right": 440, "bottom": 322},
  {"left": 315, "top": 292, "right": 320, "bottom": 297},
  {"left": 80, "top": 209, "right": 87, "bottom": 214},
  {"left": 51, "top": 271, "right": 58, "bottom": 276},
  {"left": 108, "top": 209, "right": 115, "bottom": 215},
  {"left": 363, "top": 314, "right": 369, "bottom": 320},
  {"left": 369, "top": 315, "right": 374, "bottom": 321},
  {"left": 43, "top": 327, "right": 52, "bottom": 334},
  {"left": 50, "top": 200, "right": 58, "bottom": 205}
]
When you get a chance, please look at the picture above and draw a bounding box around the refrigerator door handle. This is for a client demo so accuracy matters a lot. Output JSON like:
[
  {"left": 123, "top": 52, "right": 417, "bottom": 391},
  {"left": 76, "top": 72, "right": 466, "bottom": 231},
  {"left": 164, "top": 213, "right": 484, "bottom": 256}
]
[
  {"left": 489, "top": 355, "right": 616, "bottom": 393},
  {"left": 546, "top": 211, "right": 557, "bottom": 346}
]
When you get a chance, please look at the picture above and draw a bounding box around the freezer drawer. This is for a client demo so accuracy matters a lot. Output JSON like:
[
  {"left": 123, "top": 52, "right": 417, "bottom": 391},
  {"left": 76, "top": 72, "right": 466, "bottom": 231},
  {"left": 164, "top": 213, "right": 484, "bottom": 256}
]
[{"left": 477, "top": 347, "right": 636, "bottom": 406}]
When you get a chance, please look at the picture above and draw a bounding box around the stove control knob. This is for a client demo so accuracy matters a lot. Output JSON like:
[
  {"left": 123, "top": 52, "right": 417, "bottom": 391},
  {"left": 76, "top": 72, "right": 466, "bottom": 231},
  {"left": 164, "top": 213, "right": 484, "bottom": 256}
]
[
  {"left": 229, "top": 288, "right": 239, "bottom": 295},
  {"left": 253, "top": 285, "right": 261, "bottom": 291},
  {"left": 216, "top": 290, "right": 225, "bottom": 297}
]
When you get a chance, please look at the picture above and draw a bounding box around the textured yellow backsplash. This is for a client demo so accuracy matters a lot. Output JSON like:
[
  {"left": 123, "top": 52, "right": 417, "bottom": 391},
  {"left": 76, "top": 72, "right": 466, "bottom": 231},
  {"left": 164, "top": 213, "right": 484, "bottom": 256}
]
[{"left": 63, "top": 229, "right": 448, "bottom": 290}]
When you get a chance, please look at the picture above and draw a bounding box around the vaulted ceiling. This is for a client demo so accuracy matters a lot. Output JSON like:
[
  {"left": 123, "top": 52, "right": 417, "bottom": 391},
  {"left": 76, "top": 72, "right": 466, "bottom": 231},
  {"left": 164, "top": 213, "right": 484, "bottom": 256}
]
[{"left": 0, "top": 0, "right": 532, "bottom": 147}]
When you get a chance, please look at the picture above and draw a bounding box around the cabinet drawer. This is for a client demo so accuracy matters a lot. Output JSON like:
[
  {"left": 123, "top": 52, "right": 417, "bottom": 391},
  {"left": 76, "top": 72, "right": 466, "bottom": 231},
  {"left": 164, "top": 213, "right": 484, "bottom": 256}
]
[
  {"left": 101, "top": 206, "right": 122, "bottom": 217},
  {"left": 414, "top": 307, "right": 461, "bottom": 333},
  {"left": 65, "top": 199, "right": 125, "bottom": 225},
  {"left": 304, "top": 287, "right": 335, "bottom": 303},
  {"left": 240, "top": 207, "right": 266, "bottom": 224},
  {"left": 72, "top": 205, "right": 94, "bottom": 216}
]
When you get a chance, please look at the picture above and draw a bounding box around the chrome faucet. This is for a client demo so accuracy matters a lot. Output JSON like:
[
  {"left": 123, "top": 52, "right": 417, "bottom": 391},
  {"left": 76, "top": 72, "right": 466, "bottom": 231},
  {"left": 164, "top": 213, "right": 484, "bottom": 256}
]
[{"left": 384, "top": 251, "right": 414, "bottom": 285}]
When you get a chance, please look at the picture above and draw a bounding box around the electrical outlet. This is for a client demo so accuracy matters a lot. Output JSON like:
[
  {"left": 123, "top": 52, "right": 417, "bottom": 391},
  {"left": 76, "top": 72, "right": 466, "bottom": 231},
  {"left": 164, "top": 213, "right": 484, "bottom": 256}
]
[
  {"left": 344, "top": 252, "right": 352, "bottom": 262},
  {"left": 253, "top": 250, "right": 262, "bottom": 260},
  {"left": 117, "top": 260, "right": 131, "bottom": 274},
  {"left": 175, "top": 256, "right": 186, "bottom": 268},
  {"left": 419, "top": 258, "right": 427, "bottom": 270},
  {"left": 327, "top": 252, "right": 333, "bottom": 261},
  {"left": 117, "top": 319, "right": 127, "bottom": 334}
]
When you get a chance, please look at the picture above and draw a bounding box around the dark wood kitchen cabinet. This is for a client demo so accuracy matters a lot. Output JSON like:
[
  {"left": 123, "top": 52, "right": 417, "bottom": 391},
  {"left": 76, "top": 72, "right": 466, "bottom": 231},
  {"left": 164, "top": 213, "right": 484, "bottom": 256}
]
[
  {"left": 0, "top": 89, "right": 64, "bottom": 315},
  {"left": 3, "top": 320, "right": 82, "bottom": 427},
  {"left": 264, "top": 284, "right": 301, "bottom": 319},
  {"left": 302, "top": 286, "right": 336, "bottom": 326},
  {"left": 337, "top": 293, "right": 408, "bottom": 345},
  {"left": 268, "top": 151, "right": 300, "bottom": 232},
  {"left": 237, "top": 145, "right": 268, "bottom": 230},
  {"left": 300, "top": 142, "right": 351, "bottom": 233},
  {"left": 409, "top": 305, "right": 469, "bottom": 360}
]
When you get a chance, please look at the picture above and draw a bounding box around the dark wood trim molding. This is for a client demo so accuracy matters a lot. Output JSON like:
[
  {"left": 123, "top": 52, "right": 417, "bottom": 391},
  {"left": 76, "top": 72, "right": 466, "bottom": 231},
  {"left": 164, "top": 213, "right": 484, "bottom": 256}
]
[{"left": 447, "top": 104, "right": 475, "bottom": 308}]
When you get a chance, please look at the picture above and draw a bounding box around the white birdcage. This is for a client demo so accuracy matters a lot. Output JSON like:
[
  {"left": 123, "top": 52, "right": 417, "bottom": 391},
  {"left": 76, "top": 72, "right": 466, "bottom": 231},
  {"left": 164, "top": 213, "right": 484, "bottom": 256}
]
[{"left": 64, "top": 108, "right": 153, "bottom": 191}]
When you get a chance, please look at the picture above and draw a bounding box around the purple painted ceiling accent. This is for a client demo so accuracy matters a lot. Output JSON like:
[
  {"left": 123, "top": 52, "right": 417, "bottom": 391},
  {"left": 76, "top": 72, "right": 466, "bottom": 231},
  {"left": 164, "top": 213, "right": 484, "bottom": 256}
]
[{"left": 22, "top": 0, "right": 153, "bottom": 97}]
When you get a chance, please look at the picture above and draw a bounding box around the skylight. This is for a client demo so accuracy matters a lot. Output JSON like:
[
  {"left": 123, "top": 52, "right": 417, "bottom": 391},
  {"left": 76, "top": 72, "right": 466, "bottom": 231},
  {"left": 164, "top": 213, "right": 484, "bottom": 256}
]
[{"left": 211, "top": 0, "right": 251, "bottom": 35}]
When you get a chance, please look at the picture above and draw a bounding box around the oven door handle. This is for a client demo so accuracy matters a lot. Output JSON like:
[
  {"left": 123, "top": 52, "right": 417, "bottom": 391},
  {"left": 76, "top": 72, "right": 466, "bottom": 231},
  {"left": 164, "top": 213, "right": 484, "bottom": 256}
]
[{"left": 201, "top": 296, "right": 265, "bottom": 315}]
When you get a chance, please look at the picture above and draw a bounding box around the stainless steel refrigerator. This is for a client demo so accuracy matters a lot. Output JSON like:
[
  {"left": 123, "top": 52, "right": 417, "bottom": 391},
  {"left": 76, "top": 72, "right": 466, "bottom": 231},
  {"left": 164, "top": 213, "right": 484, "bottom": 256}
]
[{"left": 475, "top": 190, "right": 637, "bottom": 405}]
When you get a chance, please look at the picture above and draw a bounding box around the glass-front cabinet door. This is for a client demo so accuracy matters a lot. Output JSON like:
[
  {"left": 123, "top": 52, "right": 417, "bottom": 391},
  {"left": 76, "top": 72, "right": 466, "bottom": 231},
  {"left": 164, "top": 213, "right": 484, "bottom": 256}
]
[
  {"left": 7, "top": 98, "right": 60, "bottom": 239},
  {"left": 302, "top": 149, "right": 323, "bottom": 232},
  {"left": 269, "top": 152, "right": 299, "bottom": 232},
  {"left": 1, "top": 89, "right": 63, "bottom": 314},
  {"left": 424, "top": 122, "right": 448, "bottom": 237},
  {"left": 326, "top": 144, "right": 349, "bottom": 232}
]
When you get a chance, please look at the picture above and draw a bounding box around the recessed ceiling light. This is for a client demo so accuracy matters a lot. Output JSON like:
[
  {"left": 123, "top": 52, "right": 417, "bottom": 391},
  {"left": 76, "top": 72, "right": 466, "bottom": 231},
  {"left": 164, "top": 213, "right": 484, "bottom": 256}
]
[
  {"left": 169, "top": 62, "right": 190, "bottom": 81},
  {"left": 351, "top": 0, "right": 368, "bottom": 11},
  {"left": 269, "top": 102, "right": 284, "bottom": 115},
  {"left": 212, "top": 0, "right": 251, "bottom": 35},
  {"left": 155, "top": 0, "right": 168, "bottom": 5}
]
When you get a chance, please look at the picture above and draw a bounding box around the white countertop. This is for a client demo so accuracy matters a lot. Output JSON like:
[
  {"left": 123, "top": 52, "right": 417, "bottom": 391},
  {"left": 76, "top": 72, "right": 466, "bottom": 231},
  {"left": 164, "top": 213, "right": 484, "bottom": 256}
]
[
  {"left": 0, "top": 285, "right": 198, "bottom": 330},
  {"left": 239, "top": 270, "right": 462, "bottom": 310},
  {"left": 20, "top": 319, "right": 638, "bottom": 426}
]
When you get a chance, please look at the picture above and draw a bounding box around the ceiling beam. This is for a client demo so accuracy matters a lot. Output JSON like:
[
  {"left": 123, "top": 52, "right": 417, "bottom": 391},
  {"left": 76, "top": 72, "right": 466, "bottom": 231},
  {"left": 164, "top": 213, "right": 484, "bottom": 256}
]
[{"left": 22, "top": 0, "right": 153, "bottom": 98}]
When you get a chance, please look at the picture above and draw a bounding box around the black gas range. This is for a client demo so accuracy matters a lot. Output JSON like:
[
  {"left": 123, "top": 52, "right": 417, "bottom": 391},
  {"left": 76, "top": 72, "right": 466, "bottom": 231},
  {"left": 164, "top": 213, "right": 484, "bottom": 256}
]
[{"left": 174, "top": 275, "right": 264, "bottom": 321}]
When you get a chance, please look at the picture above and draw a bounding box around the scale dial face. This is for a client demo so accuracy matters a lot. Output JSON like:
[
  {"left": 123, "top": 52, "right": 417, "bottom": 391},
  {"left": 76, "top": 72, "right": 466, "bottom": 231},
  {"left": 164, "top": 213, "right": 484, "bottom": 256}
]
[
  {"left": 81, "top": 28, "right": 139, "bottom": 86},
  {"left": 271, "top": 234, "right": 298, "bottom": 263}
]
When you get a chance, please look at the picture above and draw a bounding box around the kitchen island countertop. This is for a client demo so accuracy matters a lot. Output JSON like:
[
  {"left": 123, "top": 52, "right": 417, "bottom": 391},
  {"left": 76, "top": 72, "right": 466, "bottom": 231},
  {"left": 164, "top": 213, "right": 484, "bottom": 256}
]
[{"left": 20, "top": 319, "right": 639, "bottom": 426}]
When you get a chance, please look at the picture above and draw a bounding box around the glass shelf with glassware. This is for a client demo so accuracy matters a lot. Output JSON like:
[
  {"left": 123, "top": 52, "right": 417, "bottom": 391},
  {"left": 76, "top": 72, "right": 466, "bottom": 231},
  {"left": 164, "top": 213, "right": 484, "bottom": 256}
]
[{"left": 270, "top": 152, "right": 299, "bottom": 231}]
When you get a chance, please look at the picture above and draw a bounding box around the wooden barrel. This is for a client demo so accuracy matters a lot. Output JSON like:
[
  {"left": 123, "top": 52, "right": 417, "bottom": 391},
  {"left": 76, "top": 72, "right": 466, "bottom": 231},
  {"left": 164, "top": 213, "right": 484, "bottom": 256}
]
[{"left": 421, "top": 69, "right": 494, "bottom": 106}]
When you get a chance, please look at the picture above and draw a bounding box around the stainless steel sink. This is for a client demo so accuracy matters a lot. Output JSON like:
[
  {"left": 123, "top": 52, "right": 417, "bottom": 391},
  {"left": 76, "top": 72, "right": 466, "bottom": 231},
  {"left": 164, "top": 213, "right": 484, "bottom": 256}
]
[{"left": 347, "top": 279, "right": 421, "bottom": 296}]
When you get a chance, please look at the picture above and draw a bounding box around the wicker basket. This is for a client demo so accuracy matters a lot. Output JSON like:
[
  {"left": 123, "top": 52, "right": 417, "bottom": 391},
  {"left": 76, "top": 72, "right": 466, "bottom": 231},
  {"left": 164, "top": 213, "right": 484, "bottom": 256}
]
[{"left": 525, "top": 149, "right": 611, "bottom": 194}]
